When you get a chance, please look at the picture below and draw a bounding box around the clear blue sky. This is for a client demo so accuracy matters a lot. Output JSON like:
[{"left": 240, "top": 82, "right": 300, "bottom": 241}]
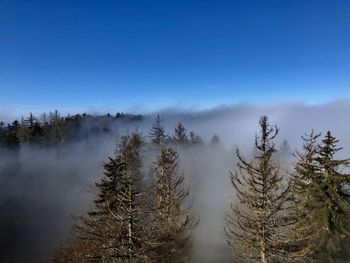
[{"left": 1, "top": 0, "right": 350, "bottom": 114}]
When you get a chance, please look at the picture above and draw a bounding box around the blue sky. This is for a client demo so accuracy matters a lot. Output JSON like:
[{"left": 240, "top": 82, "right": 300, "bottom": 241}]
[{"left": 1, "top": 0, "right": 350, "bottom": 114}]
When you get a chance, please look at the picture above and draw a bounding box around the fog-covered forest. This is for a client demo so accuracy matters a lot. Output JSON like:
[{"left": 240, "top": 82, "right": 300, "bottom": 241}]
[
  {"left": 1, "top": 104, "right": 350, "bottom": 263},
  {"left": 2, "top": 0, "right": 350, "bottom": 261}
]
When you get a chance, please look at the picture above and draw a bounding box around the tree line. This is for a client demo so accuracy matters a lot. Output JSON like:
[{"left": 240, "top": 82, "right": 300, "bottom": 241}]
[
  {"left": 1, "top": 112, "right": 350, "bottom": 262},
  {"left": 0, "top": 112, "right": 205, "bottom": 150}
]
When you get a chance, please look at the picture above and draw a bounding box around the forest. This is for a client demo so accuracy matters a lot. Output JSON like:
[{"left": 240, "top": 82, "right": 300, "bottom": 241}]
[{"left": 1, "top": 110, "right": 350, "bottom": 263}]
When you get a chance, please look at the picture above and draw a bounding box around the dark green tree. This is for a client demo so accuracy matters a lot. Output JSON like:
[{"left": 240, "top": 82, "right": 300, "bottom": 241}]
[
  {"left": 149, "top": 114, "right": 167, "bottom": 146},
  {"left": 77, "top": 132, "right": 155, "bottom": 262},
  {"left": 173, "top": 122, "right": 188, "bottom": 144},
  {"left": 315, "top": 131, "right": 350, "bottom": 262},
  {"left": 189, "top": 131, "right": 203, "bottom": 145},
  {"left": 23, "top": 112, "right": 36, "bottom": 128},
  {"left": 291, "top": 131, "right": 350, "bottom": 262},
  {"left": 0, "top": 122, "right": 5, "bottom": 148},
  {"left": 0, "top": 121, "right": 20, "bottom": 151},
  {"left": 6, "top": 121, "right": 20, "bottom": 151}
]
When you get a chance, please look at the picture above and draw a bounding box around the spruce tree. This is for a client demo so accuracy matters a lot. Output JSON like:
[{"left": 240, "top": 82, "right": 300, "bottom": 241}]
[
  {"left": 23, "top": 112, "right": 36, "bottom": 128},
  {"left": 149, "top": 114, "right": 166, "bottom": 146},
  {"left": 0, "top": 121, "right": 20, "bottom": 151},
  {"left": 188, "top": 131, "right": 202, "bottom": 145},
  {"left": 291, "top": 131, "right": 350, "bottom": 262},
  {"left": 0, "top": 122, "right": 5, "bottom": 148},
  {"left": 225, "top": 116, "right": 292, "bottom": 263},
  {"left": 173, "top": 122, "right": 188, "bottom": 144},
  {"left": 6, "top": 121, "right": 20, "bottom": 151},
  {"left": 48, "top": 110, "right": 66, "bottom": 145},
  {"left": 18, "top": 113, "right": 43, "bottom": 145},
  {"left": 209, "top": 134, "right": 221, "bottom": 147},
  {"left": 151, "top": 147, "right": 196, "bottom": 262},
  {"left": 314, "top": 131, "right": 350, "bottom": 262},
  {"left": 288, "top": 131, "right": 321, "bottom": 262},
  {"left": 77, "top": 132, "right": 155, "bottom": 262}
]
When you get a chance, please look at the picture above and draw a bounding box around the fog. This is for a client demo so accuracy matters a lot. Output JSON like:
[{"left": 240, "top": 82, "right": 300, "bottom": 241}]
[{"left": 1, "top": 101, "right": 350, "bottom": 262}]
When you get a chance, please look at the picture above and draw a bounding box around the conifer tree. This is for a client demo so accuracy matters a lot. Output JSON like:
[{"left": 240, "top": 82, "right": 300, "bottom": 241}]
[
  {"left": 313, "top": 131, "right": 349, "bottom": 262},
  {"left": 149, "top": 114, "right": 166, "bottom": 146},
  {"left": 151, "top": 147, "right": 196, "bottom": 262},
  {"left": 18, "top": 113, "right": 43, "bottom": 145},
  {"left": 279, "top": 140, "right": 292, "bottom": 155},
  {"left": 6, "top": 121, "right": 20, "bottom": 151},
  {"left": 48, "top": 110, "right": 66, "bottom": 145},
  {"left": 23, "top": 112, "right": 36, "bottom": 128},
  {"left": 209, "top": 134, "right": 221, "bottom": 147},
  {"left": 0, "top": 121, "right": 20, "bottom": 151},
  {"left": 77, "top": 132, "right": 155, "bottom": 262},
  {"left": 189, "top": 131, "right": 202, "bottom": 145},
  {"left": 52, "top": 236, "right": 99, "bottom": 263},
  {"left": 0, "top": 122, "right": 5, "bottom": 148},
  {"left": 288, "top": 131, "right": 321, "bottom": 262},
  {"left": 173, "top": 122, "right": 188, "bottom": 144},
  {"left": 226, "top": 116, "right": 292, "bottom": 263},
  {"left": 291, "top": 131, "right": 350, "bottom": 262},
  {"left": 279, "top": 139, "right": 292, "bottom": 160}
]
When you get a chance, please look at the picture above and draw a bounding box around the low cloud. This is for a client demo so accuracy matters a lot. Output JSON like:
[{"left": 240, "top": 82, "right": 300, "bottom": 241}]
[{"left": 1, "top": 100, "right": 350, "bottom": 262}]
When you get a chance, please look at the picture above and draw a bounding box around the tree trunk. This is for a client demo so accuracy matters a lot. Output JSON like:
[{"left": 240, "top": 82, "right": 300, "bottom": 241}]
[{"left": 260, "top": 239, "right": 267, "bottom": 263}]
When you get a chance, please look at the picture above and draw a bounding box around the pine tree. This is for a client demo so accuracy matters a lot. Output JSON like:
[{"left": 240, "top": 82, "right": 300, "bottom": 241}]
[
  {"left": 18, "top": 113, "right": 43, "bottom": 145},
  {"left": 0, "top": 122, "right": 5, "bottom": 148},
  {"left": 209, "top": 134, "right": 221, "bottom": 147},
  {"left": 23, "top": 112, "right": 36, "bottom": 128},
  {"left": 288, "top": 131, "right": 321, "bottom": 262},
  {"left": 48, "top": 110, "right": 66, "bottom": 145},
  {"left": 152, "top": 147, "right": 196, "bottom": 262},
  {"left": 225, "top": 116, "right": 292, "bottom": 263},
  {"left": 189, "top": 131, "right": 202, "bottom": 145},
  {"left": 314, "top": 131, "right": 350, "bottom": 262},
  {"left": 279, "top": 139, "right": 292, "bottom": 161},
  {"left": 291, "top": 131, "right": 350, "bottom": 262},
  {"left": 149, "top": 114, "right": 167, "bottom": 146},
  {"left": 6, "top": 121, "right": 20, "bottom": 151},
  {"left": 0, "top": 121, "right": 20, "bottom": 151},
  {"left": 77, "top": 132, "right": 155, "bottom": 262},
  {"left": 173, "top": 122, "right": 188, "bottom": 144}
]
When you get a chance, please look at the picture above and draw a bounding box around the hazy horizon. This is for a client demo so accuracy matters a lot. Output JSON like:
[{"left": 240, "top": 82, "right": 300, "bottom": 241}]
[{"left": 1, "top": 0, "right": 350, "bottom": 262}]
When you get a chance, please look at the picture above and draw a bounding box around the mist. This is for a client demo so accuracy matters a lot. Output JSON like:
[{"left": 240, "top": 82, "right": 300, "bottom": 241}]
[{"left": 2, "top": 101, "right": 350, "bottom": 262}]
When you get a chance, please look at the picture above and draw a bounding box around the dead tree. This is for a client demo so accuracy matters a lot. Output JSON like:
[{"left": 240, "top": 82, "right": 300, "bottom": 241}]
[
  {"left": 151, "top": 147, "right": 196, "bottom": 262},
  {"left": 226, "top": 116, "right": 293, "bottom": 263}
]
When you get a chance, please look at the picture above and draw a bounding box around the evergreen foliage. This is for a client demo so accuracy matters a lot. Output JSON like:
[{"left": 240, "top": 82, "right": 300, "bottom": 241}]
[
  {"left": 0, "top": 121, "right": 20, "bottom": 151},
  {"left": 149, "top": 114, "right": 167, "bottom": 146},
  {"left": 76, "top": 132, "right": 156, "bottom": 262},
  {"left": 188, "top": 131, "right": 202, "bottom": 145},
  {"left": 291, "top": 131, "right": 350, "bottom": 262},
  {"left": 173, "top": 123, "right": 188, "bottom": 144}
]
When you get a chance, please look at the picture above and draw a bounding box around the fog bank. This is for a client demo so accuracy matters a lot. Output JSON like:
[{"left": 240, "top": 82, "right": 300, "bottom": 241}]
[{"left": 2, "top": 101, "right": 350, "bottom": 262}]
